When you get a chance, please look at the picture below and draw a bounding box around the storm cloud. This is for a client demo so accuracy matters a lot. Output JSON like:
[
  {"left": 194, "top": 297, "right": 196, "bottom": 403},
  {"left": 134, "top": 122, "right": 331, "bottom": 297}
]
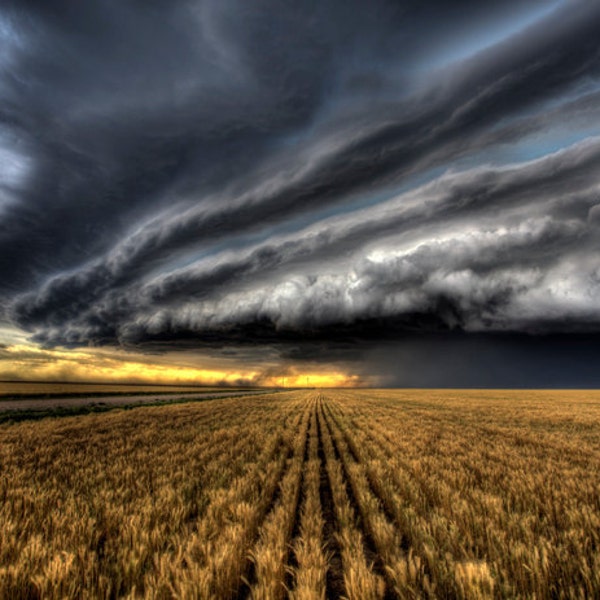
[{"left": 2, "top": 0, "right": 600, "bottom": 385}]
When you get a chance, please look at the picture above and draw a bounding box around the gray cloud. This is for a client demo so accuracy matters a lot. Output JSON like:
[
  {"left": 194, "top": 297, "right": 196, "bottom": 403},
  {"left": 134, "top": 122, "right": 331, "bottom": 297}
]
[
  {"left": 2, "top": 0, "right": 600, "bottom": 385},
  {"left": 12, "top": 137, "right": 600, "bottom": 342}
]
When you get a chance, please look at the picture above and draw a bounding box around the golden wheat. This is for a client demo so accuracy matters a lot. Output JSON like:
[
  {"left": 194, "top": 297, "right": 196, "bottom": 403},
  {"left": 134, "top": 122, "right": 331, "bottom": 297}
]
[{"left": 1, "top": 389, "right": 599, "bottom": 598}]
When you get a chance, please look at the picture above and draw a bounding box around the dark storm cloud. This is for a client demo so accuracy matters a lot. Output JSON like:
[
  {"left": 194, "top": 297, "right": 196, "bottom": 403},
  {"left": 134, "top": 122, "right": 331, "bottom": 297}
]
[
  {"left": 361, "top": 334, "right": 600, "bottom": 388},
  {"left": 2, "top": 0, "right": 600, "bottom": 385},
  {"left": 13, "top": 137, "right": 600, "bottom": 342},
  {"left": 0, "top": 0, "right": 354, "bottom": 290},
  {"left": 7, "top": 0, "right": 597, "bottom": 294}
]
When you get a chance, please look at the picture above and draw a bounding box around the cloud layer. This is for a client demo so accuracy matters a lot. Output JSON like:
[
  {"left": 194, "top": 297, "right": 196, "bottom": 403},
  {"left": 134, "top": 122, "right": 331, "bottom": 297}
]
[{"left": 2, "top": 0, "right": 600, "bottom": 384}]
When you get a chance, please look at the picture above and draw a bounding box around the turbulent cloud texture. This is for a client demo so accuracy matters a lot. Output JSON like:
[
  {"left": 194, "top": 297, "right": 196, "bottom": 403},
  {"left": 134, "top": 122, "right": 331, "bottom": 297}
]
[{"left": 2, "top": 0, "right": 600, "bottom": 385}]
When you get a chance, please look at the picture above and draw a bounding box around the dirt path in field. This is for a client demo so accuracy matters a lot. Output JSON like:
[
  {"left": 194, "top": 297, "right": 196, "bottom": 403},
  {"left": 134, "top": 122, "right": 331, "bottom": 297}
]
[{"left": 0, "top": 390, "right": 269, "bottom": 412}]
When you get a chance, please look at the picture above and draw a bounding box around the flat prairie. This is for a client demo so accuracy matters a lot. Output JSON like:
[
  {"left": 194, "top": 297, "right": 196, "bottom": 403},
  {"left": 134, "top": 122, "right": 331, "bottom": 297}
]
[
  {"left": 0, "top": 381, "right": 225, "bottom": 398},
  {"left": 1, "top": 389, "right": 599, "bottom": 599}
]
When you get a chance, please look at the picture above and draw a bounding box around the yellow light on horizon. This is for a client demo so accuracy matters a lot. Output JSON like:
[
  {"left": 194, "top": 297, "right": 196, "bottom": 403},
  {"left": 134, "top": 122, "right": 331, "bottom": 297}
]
[
  {"left": 0, "top": 344, "right": 258, "bottom": 386},
  {"left": 264, "top": 371, "right": 360, "bottom": 388},
  {"left": 0, "top": 343, "right": 362, "bottom": 388}
]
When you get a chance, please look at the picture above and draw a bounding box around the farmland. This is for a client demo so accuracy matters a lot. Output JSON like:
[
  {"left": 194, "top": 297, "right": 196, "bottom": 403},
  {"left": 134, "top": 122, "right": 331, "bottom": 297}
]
[
  {"left": 1, "top": 390, "right": 599, "bottom": 599},
  {"left": 0, "top": 382, "right": 224, "bottom": 398}
]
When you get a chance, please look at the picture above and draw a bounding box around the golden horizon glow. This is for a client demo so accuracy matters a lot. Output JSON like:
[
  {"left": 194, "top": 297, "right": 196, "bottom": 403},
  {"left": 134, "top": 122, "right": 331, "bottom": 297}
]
[
  {"left": 0, "top": 342, "right": 362, "bottom": 387},
  {"left": 0, "top": 344, "right": 258, "bottom": 385},
  {"left": 262, "top": 371, "right": 361, "bottom": 388}
]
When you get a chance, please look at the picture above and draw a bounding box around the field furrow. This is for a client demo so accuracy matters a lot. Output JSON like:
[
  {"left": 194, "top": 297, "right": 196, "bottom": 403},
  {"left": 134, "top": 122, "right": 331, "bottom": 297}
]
[
  {"left": 244, "top": 396, "right": 312, "bottom": 600},
  {"left": 315, "top": 397, "right": 345, "bottom": 600},
  {"left": 1, "top": 389, "right": 600, "bottom": 598},
  {"left": 317, "top": 396, "right": 386, "bottom": 600},
  {"left": 288, "top": 399, "right": 328, "bottom": 600},
  {"left": 324, "top": 396, "right": 466, "bottom": 598},
  {"left": 323, "top": 397, "right": 433, "bottom": 599},
  {"left": 324, "top": 390, "right": 600, "bottom": 598}
]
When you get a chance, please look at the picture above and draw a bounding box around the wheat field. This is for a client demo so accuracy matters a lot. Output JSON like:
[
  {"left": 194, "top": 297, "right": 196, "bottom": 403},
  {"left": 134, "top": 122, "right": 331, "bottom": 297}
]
[
  {"left": 1, "top": 389, "right": 599, "bottom": 599},
  {"left": 0, "top": 383, "right": 223, "bottom": 398}
]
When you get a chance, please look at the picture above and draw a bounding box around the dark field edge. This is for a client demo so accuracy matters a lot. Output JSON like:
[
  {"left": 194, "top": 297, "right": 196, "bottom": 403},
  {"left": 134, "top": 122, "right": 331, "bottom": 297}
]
[
  {"left": 4, "top": 387, "right": 599, "bottom": 401},
  {"left": 0, "top": 387, "right": 263, "bottom": 401},
  {"left": 0, "top": 390, "right": 283, "bottom": 424}
]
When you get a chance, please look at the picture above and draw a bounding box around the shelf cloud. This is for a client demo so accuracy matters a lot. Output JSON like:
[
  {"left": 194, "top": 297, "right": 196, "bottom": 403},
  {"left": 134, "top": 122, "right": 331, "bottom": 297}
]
[{"left": 2, "top": 0, "right": 600, "bottom": 385}]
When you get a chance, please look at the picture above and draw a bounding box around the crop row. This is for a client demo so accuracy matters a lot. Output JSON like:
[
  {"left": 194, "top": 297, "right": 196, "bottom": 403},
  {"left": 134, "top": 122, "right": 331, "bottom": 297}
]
[{"left": 1, "top": 389, "right": 599, "bottom": 598}]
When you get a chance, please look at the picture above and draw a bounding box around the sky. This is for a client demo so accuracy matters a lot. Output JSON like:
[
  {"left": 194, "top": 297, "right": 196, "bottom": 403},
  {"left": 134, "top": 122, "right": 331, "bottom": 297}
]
[{"left": 1, "top": 0, "right": 600, "bottom": 387}]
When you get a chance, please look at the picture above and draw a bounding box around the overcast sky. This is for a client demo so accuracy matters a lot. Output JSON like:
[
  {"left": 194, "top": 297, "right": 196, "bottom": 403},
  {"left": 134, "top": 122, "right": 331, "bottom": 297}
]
[{"left": 2, "top": 0, "right": 600, "bottom": 387}]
